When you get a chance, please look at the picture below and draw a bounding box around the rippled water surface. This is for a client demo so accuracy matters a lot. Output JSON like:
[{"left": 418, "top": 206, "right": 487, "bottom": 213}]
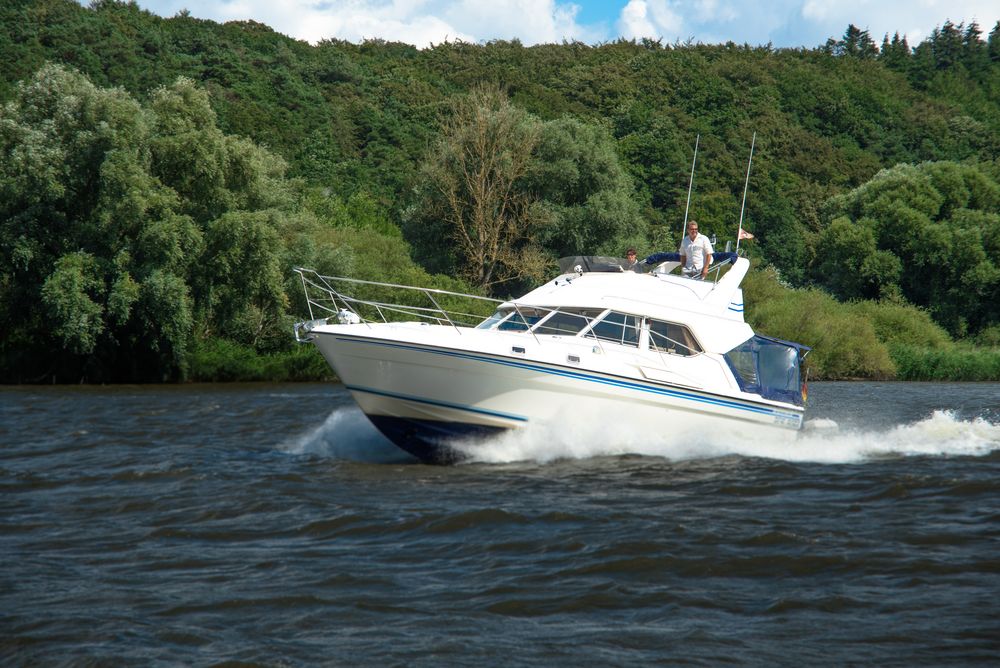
[{"left": 2, "top": 382, "right": 999, "bottom": 665}]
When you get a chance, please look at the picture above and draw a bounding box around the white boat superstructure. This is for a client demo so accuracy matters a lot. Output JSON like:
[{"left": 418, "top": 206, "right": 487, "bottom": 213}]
[{"left": 294, "top": 255, "right": 809, "bottom": 463}]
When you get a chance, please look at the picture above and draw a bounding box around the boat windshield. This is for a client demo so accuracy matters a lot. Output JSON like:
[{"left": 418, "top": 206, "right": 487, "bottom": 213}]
[
  {"left": 477, "top": 308, "right": 547, "bottom": 331},
  {"left": 724, "top": 335, "right": 805, "bottom": 406}
]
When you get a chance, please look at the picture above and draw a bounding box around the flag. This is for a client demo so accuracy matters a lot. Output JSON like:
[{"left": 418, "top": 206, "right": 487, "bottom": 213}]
[{"left": 738, "top": 228, "right": 754, "bottom": 240}]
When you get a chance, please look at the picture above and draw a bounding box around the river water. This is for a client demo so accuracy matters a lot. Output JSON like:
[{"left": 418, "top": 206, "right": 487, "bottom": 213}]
[{"left": 2, "top": 381, "right": 999, "bottom": 665}]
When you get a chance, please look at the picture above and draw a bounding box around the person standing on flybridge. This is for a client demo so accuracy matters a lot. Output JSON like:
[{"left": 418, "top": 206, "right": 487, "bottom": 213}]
[{"left": 679, "top": 221, "right": 713, "bottom": 280}]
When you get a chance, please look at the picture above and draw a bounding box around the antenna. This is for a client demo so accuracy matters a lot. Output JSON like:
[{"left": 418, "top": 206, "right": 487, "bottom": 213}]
[
  {"left": 735, "top": 131, "right": 756, "bottom": 254},
  {"left": 682, "top": 134, "right": 699, "bottom": 241}
]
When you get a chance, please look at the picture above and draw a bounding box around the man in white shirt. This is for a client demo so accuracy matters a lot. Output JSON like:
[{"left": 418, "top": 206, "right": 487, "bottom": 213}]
[{"left": 679, "top": 221, "right": 713, "bottom": 280}]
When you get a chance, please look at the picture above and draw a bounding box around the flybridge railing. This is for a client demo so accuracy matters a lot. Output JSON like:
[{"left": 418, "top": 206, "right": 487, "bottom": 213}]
[
  {"left": 292, "top": 267, "right": 503, "bottom": 341},
  {"left": 292, "top": 268, "right": 704, "bottom": 364}
]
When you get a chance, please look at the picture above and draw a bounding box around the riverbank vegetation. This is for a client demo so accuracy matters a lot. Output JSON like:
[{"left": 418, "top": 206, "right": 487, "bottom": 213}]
[{"left": 2, "top": 0, "right": 999, "bottom": 382}]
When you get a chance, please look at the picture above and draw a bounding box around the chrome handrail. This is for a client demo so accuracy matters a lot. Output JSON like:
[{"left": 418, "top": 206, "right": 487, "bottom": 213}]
[
  {"left": 293, "top": 268, "right": 702, "bottom": 378},
  {"left": 293, "top": 268, "right": 503, "bottom": 331}
]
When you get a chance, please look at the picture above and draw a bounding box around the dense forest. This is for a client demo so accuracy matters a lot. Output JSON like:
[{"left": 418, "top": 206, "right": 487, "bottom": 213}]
[{"left": 2, "top": 0, "right": 1000, "bottom": 382}]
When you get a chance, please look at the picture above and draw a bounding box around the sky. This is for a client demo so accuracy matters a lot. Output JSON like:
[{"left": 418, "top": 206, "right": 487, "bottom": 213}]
[{"left": 121, "top": 0, "right": 1000, "bottom": 49}]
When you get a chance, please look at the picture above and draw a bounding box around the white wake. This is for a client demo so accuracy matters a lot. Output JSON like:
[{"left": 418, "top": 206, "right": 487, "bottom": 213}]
[
  {"left": 455, "top": 409, "right": 1000, "bottom": 465},
  {"left": 283, "top": 406, "right": 1000, "bottom": 466},
  {"left": 280, "top": 406, "right": 412, "bottom": 463}
]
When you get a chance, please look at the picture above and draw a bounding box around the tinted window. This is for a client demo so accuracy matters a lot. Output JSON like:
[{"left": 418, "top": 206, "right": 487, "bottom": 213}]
[
  {"left": 724, "top": 335, "right": 804, "bottom": 406},
  {"left": 586, "top": 311, "right": 640, "bottom": 347},
  {"left": 476, "top": 310, "right": 508, "bottom": 330},
  {"left": 535, "top": 309, "right": 603, "bottom": 336},
  {"left": 648, "top": 319, "right": 701, "bottom": 356},
  {"left": 758, "top": 342, "right": 800, "bottom": 392},
  {"left": 497, "top": 308, "right": 545, "bottom": 332}
]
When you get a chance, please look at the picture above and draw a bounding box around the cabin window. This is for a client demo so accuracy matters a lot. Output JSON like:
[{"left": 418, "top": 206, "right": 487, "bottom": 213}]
[
  {"left": 476, "top": 310, "right": 508, "bottom": 330},
  {"left": 724, "top": 335, "right": 804, "bottom": 406},
  {"left": 497, "top": 308, "right": 545, "bottom": 332},
  {"left": 534, "top": 309, "right": 604, "bottom": 336},
  {"left": 586, "top": 311, "right": 640, "bottom": 347},
  {"left": 477, "top": 308, "right": 546, "bottom": 331},
  {"left": 648, "top": 319, "right": 701, "bottom": 356}
]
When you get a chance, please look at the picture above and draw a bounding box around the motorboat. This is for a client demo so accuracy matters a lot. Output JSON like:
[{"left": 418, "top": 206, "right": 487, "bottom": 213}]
[{"left": 293, "top": 253, "right": 810, "bottom": 463}]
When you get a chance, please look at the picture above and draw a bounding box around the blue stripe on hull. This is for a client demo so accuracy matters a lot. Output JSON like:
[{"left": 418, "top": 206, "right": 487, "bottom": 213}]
[
  {"left": 325, "top": 333, "right": 802, "bottom": 424},
  {"left": 347, "top": 384, "right": 527, "bottom": 422},
  {"left": 365, "top": 415, "right": 508, "bottom": 464}
]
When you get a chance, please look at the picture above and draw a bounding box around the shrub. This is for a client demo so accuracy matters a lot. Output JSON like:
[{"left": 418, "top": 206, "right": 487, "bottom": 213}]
[
  {"left": 849, "top": 299, "right": 952, "bottom": 348},
  {"left": 188, "top": 337, "right": 332, "bottom": 382},
  {"left": 744, "top": 266, "right": 896, "bottom": 379},
  {"left": 889, "top": 344, "right": 1000, "bottom": 381}
]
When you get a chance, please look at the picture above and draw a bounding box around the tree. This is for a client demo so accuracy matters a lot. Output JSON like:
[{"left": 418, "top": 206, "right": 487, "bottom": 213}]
[
  {"left": 406, "top": 85, "right": 546, "bottom": 292},
  {"left": 930, "top": 21, "right": 965, "bottom": 70},
  {"left": 962, "top": 21, "right": 989, "bottom": 76},
  {"left": 812, "top": 217, "right": 901, "bottom": 300},
  {"left": 525, "top": 116, "right": 646, "bottom": 257},
  {"left": 406, "top": 87, "right": 650, "bottom": 292},
  {"left": 830, "top": 24, "right": 878, "bottom": 59},
  {"left": 879, "top": 32, "right": 911, "bottom": 71},
  {"left": 0, "top": 64, "right": 294, "bottom": 381},
  {"left": 988, "top": 21, "right": 1000, "bottom": 62},
  {"left": 815, "top": 162, "right": 1000, "bottom": 337}
]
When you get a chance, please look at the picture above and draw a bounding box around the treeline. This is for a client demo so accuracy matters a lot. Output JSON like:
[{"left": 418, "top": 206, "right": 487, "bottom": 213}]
[{"left": 2, "top": 0, "right": 1000, "bottom": 382}]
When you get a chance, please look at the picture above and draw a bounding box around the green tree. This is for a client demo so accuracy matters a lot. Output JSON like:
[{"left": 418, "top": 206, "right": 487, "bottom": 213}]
[
  {"left": 816, "top": 161, "right": 1000, "bottom": 337},
  {"left": 526, "top": 116, "right": 646, "bottom": 257},
  {"left": 879, "top": 32, "right": 911, "bottom": 71},
  {"left": 989, "top": 21, "right": 1000, "bottom": 62},
  {"left": 812, "top": 217, "right": 901, "bottom": 300},
  {"left": 930, "top": 21, "right": 966, "bottom": 70},
  {"left": 405, "top": 85, "right": 547, "bottom": 292},
  {"left": 828, "top": 24, "right": 878, "bottom": 59},
  {"left": 0, "top": 64, "right": 295, "bottom": 381}
]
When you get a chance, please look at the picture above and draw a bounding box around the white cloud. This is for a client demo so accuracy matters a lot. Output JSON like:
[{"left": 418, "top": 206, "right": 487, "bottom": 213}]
[
  {"left": 120, "top": 0, "right": 1000, "bottom": 48},
  {"left": 204, "top": 0, "right": 472, "bottom": 45},
  {"left": 153, "top": 0, "right": 599, "bottom": 46},
  {"left": 693, "top": 0, "right": 737, "bottom": 23},
  {"left": 617, "top": 0, "right": 683, "bottom": 41},
  {"left": 444, "top": 0, "right": 599, "bottom": 44},
  {"left": 800, "top": 0, "right": 1000, "bottom": 42}
]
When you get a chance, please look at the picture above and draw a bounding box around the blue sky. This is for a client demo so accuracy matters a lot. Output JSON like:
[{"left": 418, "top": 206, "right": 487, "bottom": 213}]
[{"left": 121, "top": 1, "right": 1000, "bottom": 49}]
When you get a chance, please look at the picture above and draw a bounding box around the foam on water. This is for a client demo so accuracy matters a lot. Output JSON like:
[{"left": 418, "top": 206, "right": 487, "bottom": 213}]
[
  {"left": 281, "top": 406, "right": 412, "bottom": 463},
  {"left": 456, "top": 409, "right": 1000, "bottom": 465},
  {"left": 281, "top": 403, "right": 1000, "bottom": 466}
]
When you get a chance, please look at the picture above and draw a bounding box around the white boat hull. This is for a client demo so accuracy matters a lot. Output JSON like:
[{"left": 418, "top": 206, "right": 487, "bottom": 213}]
[{"left": 311, "top": 325, "right": 803, "bottom": 463}]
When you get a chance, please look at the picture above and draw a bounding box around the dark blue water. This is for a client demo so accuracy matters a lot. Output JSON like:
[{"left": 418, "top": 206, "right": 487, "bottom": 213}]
[{"left": 2, "top": 382, "right": 999, "bottom": 665}]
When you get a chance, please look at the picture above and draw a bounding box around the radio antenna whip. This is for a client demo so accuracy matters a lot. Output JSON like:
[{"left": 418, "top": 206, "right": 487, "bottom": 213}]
[
  {"left": 736, "top": 131, "right": 756, "bottom": 254},
  {"left": 682, "top": 134, "right": 699, "bottom": 240}
]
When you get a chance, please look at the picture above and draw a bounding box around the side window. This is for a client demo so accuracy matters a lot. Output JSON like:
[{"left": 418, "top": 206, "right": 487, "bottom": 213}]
[
  {"left": 497, "top": 308, "right": 544, "bottom": 332},
  {"left": 534, "top": 309, "right": 603, "bottom": 336},
  {"left": 586, "top": 311, "right": 640, "bottom": 347},
  {"left": 724, "top": 335, "right": 804, "bottom": 405},
  {"left": 476, "top": 310, "right": 508, "bottom": 330},
  {"left": 648, "top": 319, "right": 702, "bottom": 356},
  {"left": 725, "top": 338, "right": 758, "bottom": 386}
]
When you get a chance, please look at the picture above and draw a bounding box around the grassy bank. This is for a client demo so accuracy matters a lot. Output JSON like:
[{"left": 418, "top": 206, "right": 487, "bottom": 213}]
[
  {"left": 743, "top": 265, "right": 1000, "bottom": 381},
  {"left": 188, "top": 339, "right": 333, "bottom": 383},
  {"left": 889, "top": 344, "right": 1000, "bottom": 381}
]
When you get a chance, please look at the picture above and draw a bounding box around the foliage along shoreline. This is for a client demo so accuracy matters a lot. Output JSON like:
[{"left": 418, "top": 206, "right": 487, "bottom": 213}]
[{"left": 2, "top": 1, "right": 1000, "bottom": 383}]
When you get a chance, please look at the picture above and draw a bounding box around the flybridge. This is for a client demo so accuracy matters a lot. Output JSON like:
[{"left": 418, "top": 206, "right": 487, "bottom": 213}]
[{"left": 557, "top": 252, "right": 739, "bottom": 276}]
